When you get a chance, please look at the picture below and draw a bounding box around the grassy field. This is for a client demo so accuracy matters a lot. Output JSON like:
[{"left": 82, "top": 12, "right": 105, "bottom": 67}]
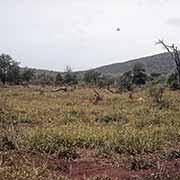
[{"left": 1, "top": 86, "right": 180, "bottom": 179}]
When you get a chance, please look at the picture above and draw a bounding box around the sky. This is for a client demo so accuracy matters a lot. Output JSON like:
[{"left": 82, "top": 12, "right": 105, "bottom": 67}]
[{"left": 0, "top": 0, "right": 180, "bottom": 71}]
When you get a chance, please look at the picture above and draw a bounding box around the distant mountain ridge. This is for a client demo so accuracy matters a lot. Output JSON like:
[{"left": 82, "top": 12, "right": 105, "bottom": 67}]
[
  {"left": 29, "top": 53, "right": 176, "bottom": 77},
  {"left": 94, "top": 53, "right": 176, "bottom": 75}
]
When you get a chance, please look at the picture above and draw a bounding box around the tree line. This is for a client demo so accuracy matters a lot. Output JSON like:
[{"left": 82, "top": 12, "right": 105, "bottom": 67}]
[
  {"left": 0, "top": 53, "right": 179, "bottom": 90},
  {"left": 0, "top": 54, "right": 34, "bottom": 85}
]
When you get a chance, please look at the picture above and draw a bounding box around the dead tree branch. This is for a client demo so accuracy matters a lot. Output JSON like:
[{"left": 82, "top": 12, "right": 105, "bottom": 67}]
[
  {"left": 38, "top": 86, "right": 68, "bottom": 95},
  {"left": 50, "top": 87, "right": 67, "bottom": 92},
  {"left": 156, "top": 39, "right": 180, "bottom": 84}
]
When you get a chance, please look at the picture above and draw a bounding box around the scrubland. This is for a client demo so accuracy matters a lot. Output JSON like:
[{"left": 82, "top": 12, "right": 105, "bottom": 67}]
[{"left": 1, "top": 87, "right": 180, "bottom": 179}]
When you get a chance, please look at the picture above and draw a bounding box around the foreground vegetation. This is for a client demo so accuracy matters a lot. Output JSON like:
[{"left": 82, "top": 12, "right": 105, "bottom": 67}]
[{"left": 1, "top": 86, "right": 180, "bottom": 179}]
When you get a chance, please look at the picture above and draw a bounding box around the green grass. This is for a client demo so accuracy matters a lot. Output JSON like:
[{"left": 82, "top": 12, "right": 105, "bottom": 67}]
[{"left": 1, "top": 87, "right": 180, "bottom": 179}]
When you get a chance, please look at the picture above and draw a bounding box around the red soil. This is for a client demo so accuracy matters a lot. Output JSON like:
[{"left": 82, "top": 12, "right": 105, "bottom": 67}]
[{"left": 2, "top": 150, "right": 180, "bottom": 180}]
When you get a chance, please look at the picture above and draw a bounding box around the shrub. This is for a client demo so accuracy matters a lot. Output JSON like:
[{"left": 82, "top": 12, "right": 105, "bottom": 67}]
[
  {"left": 166, "top": 150, "right": 180, "bottom": 160},
  {"left": 55, "top": 72, "right": 63, "bottom": 85},
  {"left": 167, "top": 73, "right": 180, "bottom": 90},
  {"left": 118, "top": 71, "right": 133, "bottom": 91},
  {"left": 128, "top": 155, "right": 155, "bottom": 170},
  {"left": 132, "top": 63, "right": 148, "bottom": 86},
  {"left": 149, "top": 86, "right": 168, "bottom": 109}
]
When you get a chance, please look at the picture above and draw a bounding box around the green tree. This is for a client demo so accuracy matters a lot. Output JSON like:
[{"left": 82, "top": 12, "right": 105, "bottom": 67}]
[
  {"left": 150, "top": 73, "right": 161, "bottom": 79},
  {"left": 38, "top": 73, "right": 54, "bottom": 86},
  {"left": 0, "top": 54, "right": 20, "bottom": 84},
  {"left": 21, "top": 68, "right": 34, "bottom": 83},
  {"left": 63, "top": 66, "right": 78, "bottom": 85},
  {"left": 83, "top": 70, "right": 101, "bottom": 85},
  {"left": 132, "top": 63, "right": 147, "bottom": 86},
  {"left": 118, "top": 71, "right": 133, "bottom": 91},
  {"left": 96, "top": 74, "right": 115, "bottom": 88},
  {"left": 55, "top": 73, "right": 63, "bottom": 85}
]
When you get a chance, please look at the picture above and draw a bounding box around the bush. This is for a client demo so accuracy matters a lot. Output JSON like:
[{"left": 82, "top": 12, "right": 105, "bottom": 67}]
[
  {"left": 167, "top": 73, "right": 180, "bottom": 90},
  {"left": 21, "top": 68, "right": 34, "bottom": 84},
  {"left": 83, "top": 70, "right": 101, "bottom": 85},
  {"left": 55, "top": 73, "right": 63, "bottom": 85},
  {"left": 128, "top": 155, "right": 155, "bottom": 170},
  {"left": 63, "top": 66, "right": 78, "bottom": 85},
  {"left": 118, "top": 71, "right": 133, "bottom": 91},
  {"left": 149, "top": 86, "right": 168, "bottom": 109},
  {"left": 132, "top": 63, "right": 148, "bottom": 86}
]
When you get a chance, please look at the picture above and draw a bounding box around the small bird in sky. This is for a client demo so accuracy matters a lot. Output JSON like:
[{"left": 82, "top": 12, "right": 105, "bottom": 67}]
[{"left": 116, "top": 28, "right": 120, "bottom": 31}]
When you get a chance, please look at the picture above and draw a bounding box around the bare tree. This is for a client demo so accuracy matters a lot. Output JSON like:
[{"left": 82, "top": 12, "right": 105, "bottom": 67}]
[{"left": 156, "top": 40, "right": 180, "bottom": 84}]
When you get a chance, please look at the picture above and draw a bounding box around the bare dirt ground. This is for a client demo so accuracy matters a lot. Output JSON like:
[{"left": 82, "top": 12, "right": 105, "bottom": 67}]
[{"left": 3, "top": 150, "right": 180, "bottom": 180}]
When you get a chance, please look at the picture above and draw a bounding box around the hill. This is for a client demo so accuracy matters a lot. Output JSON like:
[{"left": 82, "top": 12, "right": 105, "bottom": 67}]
[
  {"left": 29, "top": 53, "right": 176, "bottom": 77},
  {"left": 94, "top": 53, "right": 176, "bottom": 75}
]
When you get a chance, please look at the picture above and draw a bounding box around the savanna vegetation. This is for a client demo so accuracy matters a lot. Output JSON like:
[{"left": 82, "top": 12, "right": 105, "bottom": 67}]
[
  {"left": 1, "top": 85, "right": 180, "bottom": 179},
  {"left": 1, "top": 41, "right": 180, "bottom": 179}
]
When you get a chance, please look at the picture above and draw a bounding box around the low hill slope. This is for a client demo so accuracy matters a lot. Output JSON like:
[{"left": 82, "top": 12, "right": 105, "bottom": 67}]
[{"left": 94, "top": 53, "right": 175, "bottom": 75}]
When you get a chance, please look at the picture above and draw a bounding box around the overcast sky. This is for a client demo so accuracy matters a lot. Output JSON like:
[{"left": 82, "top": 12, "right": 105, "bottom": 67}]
[{"left": 0, "top": 0, "right": 180, "bottom": 71}]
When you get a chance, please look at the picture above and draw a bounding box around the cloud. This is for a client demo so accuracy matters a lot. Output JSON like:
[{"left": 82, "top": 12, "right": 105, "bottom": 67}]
[{"left": 166, "top": 17, "right": 180, "bottom": 27}]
